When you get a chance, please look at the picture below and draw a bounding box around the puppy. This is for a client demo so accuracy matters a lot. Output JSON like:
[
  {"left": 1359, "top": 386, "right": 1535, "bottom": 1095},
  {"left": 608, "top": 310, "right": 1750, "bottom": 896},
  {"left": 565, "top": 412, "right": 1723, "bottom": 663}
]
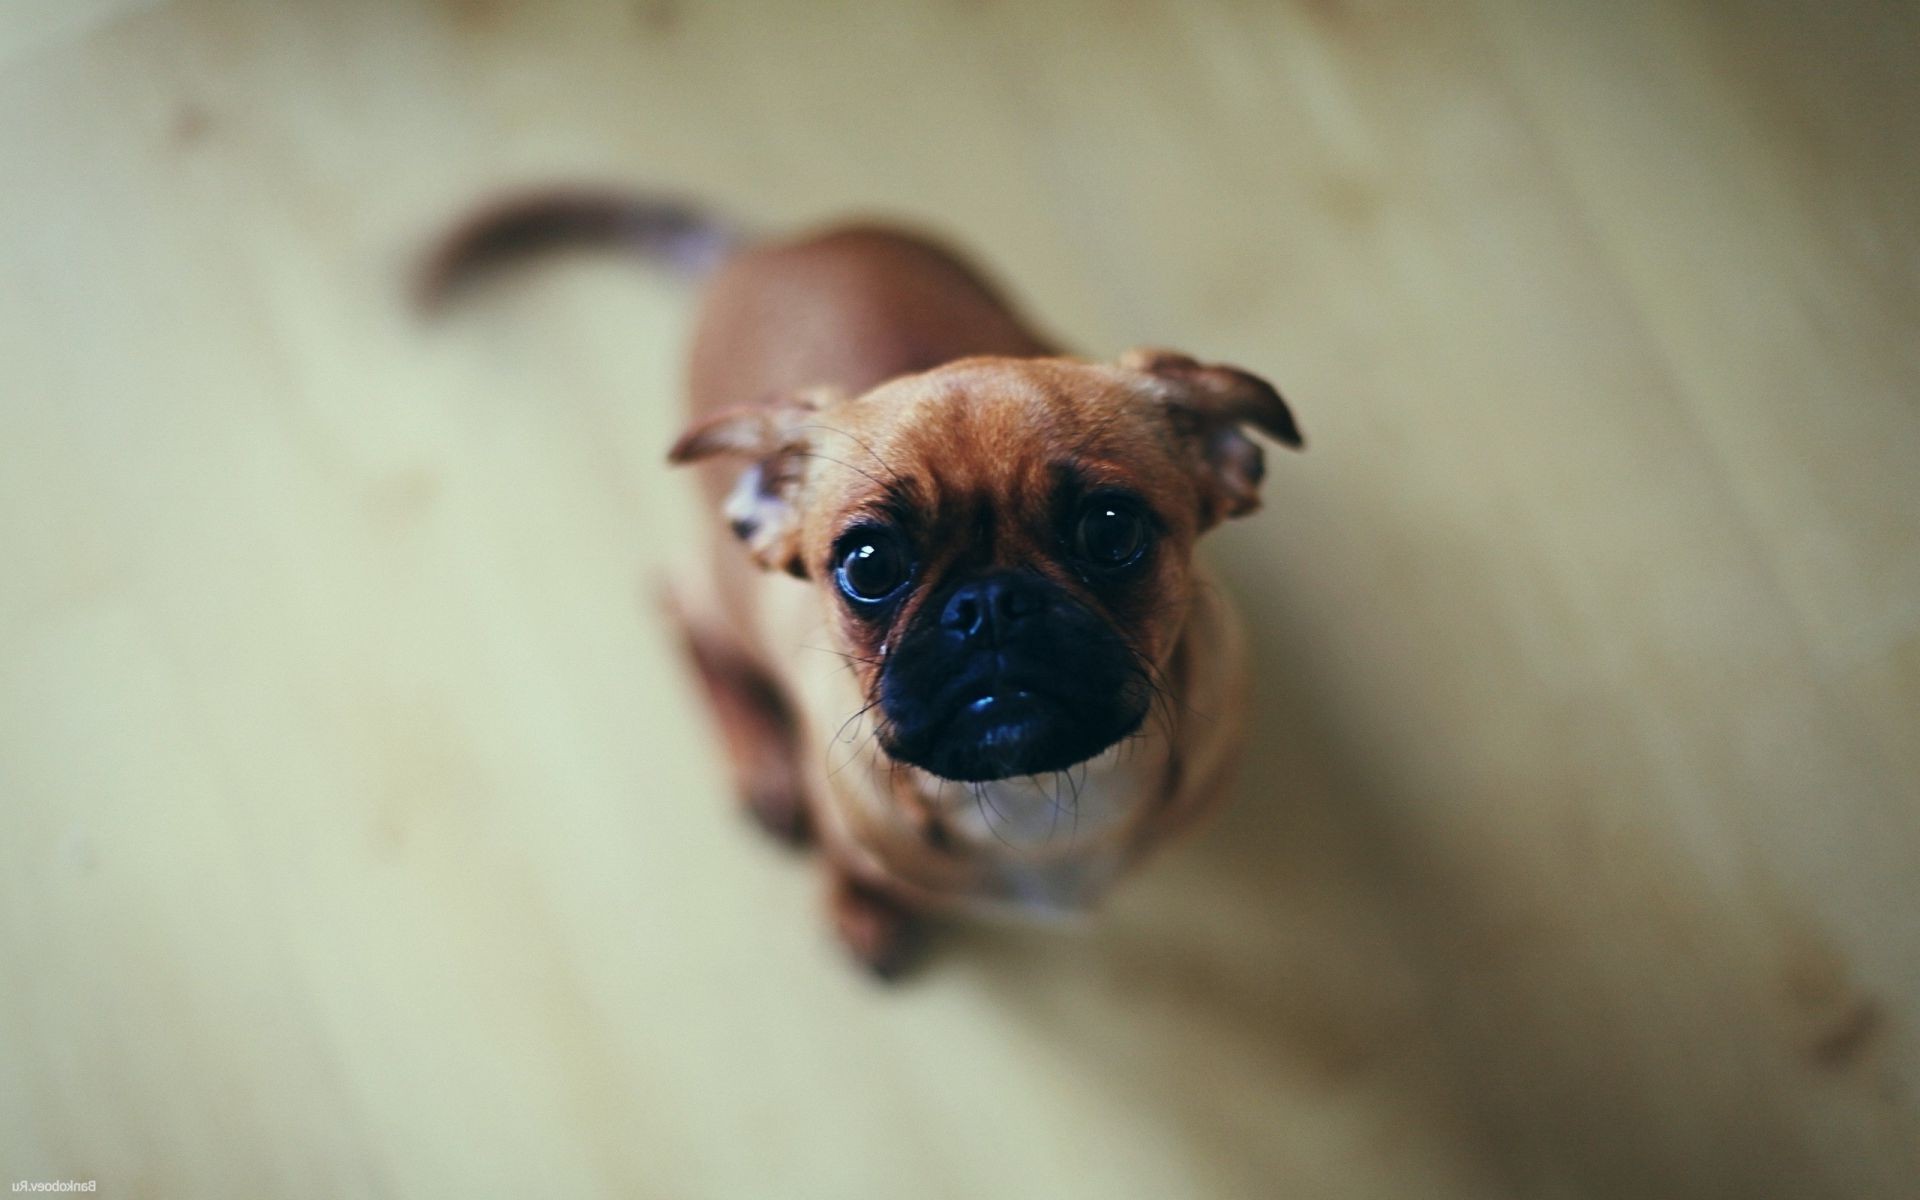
[{"left": 421, "top": 193, "right": 1302, "bottom": 976}]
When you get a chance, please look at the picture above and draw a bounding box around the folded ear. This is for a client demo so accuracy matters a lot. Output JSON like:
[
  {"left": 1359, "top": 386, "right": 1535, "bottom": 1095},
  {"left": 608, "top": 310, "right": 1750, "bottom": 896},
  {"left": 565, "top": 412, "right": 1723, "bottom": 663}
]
[
  {"left": 1121, "top": 348, "right": 1303, "bottom": 528},
  {"left": 667, "top": 388, "right": 840, "bottom": 577}
]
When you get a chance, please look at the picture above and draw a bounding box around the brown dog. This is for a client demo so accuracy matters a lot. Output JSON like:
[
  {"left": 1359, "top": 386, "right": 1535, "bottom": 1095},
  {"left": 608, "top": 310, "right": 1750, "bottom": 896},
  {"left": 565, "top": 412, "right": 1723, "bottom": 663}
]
[{"left": 422, "top": 194, "right": 1302, "bottom": 976}]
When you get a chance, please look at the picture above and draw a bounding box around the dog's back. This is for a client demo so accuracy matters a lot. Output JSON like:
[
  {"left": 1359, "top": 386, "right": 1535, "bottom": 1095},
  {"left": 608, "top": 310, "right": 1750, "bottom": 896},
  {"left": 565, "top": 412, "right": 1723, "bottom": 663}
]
[{"left": 687, "top": 224, "right": 1051, "bottom": 411}]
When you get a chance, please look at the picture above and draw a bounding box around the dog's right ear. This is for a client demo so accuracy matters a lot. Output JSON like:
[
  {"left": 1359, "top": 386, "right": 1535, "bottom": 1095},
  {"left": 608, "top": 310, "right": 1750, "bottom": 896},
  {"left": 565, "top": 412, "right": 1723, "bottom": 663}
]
[{"left": 668, "top": 388, "right": 839, "bottom": 577}]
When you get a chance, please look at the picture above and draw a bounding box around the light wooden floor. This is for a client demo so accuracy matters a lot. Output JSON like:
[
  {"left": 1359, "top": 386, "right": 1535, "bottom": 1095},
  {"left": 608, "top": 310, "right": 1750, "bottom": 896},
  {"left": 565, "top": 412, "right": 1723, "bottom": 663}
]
[{"left": 2, "top": 2, "right": 1916, "bottom": 1196}]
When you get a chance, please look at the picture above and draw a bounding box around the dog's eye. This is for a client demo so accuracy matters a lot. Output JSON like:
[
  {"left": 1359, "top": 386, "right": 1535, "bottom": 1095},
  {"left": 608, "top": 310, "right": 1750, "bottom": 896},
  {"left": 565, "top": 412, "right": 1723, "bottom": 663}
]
[
  {"left": 1075, "top": 498, "right": 1148, "bottom": 568},
  {"left": 836, "top": 530, "right": 912, "bottom": 603}
]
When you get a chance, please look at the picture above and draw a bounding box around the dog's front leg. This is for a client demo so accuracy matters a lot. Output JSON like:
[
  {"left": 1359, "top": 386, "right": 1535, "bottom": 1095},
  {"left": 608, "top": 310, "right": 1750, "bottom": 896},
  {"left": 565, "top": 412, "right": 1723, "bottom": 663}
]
[
  {"left": 826, "top": 871, "right": 925, "bottom": 980},
  {"left": 668, "top": 599, "right": 813, "bottom": 846}
]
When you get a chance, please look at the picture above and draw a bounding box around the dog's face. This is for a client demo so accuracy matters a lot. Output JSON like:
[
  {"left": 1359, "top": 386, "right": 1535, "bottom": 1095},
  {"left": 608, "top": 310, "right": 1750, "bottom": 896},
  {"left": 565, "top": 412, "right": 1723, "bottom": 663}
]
[{"left": 671, "top": 351, "right": 1300, "bottom": 782}]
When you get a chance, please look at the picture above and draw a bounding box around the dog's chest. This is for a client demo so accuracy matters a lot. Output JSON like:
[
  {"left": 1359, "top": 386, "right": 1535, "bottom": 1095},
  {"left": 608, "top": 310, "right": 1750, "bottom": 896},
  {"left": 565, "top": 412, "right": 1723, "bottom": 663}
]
[{"left": 913, "top": 741, "right": 1166, "bottom": 916}]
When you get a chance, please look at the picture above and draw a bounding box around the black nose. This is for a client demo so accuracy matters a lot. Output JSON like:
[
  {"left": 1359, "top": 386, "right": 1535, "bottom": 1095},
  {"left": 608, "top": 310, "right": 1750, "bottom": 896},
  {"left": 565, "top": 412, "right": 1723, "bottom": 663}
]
[{"left": 940, "top": 573, "right": 1048, "bottom": 645}]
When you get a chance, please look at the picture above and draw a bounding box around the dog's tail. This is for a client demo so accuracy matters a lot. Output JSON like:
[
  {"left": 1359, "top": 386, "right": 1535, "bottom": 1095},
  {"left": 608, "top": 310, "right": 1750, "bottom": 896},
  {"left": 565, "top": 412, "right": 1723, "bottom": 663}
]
[{"left": 413, "top": 187, "right": 743, "bottom": 314}]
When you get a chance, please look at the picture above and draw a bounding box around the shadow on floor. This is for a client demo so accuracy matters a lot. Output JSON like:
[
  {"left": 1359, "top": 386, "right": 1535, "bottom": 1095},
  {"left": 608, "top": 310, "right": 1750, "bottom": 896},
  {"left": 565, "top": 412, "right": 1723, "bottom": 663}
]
[{"left": 946, "top": 554, "right": 1864, "bottom": 1199}]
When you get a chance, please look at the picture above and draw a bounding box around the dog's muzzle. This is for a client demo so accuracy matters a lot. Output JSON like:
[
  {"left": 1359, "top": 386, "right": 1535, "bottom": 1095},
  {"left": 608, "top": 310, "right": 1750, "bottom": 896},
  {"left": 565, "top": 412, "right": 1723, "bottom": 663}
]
[{"left": 876, "top": 571, "right": 1151, "bottom": 782}]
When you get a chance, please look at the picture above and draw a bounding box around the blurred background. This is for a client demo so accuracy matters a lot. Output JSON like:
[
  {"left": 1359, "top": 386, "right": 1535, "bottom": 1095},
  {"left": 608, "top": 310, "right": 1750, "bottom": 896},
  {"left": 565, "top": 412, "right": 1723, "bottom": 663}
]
[{"left": 2, "top": 1, "right": 1917, "bottom": 1197}]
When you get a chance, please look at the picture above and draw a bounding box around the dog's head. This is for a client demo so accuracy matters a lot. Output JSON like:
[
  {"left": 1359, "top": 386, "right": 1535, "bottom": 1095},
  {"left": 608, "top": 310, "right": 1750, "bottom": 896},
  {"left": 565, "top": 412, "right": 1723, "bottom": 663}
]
[{"left": 669, "top": 351, "right": 1300, "bottom": 782}]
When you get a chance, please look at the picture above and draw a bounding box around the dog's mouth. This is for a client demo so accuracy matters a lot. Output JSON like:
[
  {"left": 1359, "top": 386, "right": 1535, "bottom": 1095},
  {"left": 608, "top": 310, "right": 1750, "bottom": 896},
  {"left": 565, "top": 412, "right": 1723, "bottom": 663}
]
[
  {"left": 880, "top": 661, "right": 1148, "bottom": 783},
  {"left": 946, "top": 679, "right": 1060, "bottom": 751}
]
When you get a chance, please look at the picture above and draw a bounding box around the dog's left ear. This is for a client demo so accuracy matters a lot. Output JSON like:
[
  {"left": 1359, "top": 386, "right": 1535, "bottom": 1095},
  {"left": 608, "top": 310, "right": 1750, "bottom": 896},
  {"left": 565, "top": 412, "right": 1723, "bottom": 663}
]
[
  {"left": 1121, "top": 348, "right": 1303, "bottom": 528},
  {"left": 668, "top": 387, "right": 842, "bottom": 577}
]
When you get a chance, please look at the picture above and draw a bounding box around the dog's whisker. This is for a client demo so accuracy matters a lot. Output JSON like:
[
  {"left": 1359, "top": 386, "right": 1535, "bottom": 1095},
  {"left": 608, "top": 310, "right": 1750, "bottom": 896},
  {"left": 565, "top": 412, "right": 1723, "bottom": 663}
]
[
  {"left": 788, "top": 449, "right": 894, "bottom": 494},
  {"left": 971, "top": 781, "right": 1018, "bottom": 849},
  {"left": 825, "top": 697, "right": 883, "bottom": 779},
  {"left": 799, "top": 642, "right": 881, "bottom": 667},
  {"left": 793, "top": 422, "right": 903, "bottom": 487}
]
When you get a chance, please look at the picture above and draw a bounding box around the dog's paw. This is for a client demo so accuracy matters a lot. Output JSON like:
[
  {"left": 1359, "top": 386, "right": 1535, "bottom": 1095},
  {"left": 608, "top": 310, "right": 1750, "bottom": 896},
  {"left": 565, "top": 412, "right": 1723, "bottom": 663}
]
[
  {"left": 827, "top": 875, "right": 925, "bottom": 980},
  {"left": 744, "top": 781, "right": 812, "bottom": 847}
]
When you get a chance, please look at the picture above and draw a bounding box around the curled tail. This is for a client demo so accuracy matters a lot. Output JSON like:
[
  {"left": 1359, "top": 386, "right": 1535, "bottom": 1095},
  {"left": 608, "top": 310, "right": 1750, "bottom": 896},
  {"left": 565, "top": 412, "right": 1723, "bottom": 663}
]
[{"left": 414, "top": 187, "right": 742, "bottom": 313}]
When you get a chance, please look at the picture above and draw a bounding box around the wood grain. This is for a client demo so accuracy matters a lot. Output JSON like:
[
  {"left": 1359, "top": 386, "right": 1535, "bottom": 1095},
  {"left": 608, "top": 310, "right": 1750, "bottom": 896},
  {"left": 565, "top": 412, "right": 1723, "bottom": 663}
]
[{"left": 1, "top": 1, "right": 1914, "bottom": 1196}]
